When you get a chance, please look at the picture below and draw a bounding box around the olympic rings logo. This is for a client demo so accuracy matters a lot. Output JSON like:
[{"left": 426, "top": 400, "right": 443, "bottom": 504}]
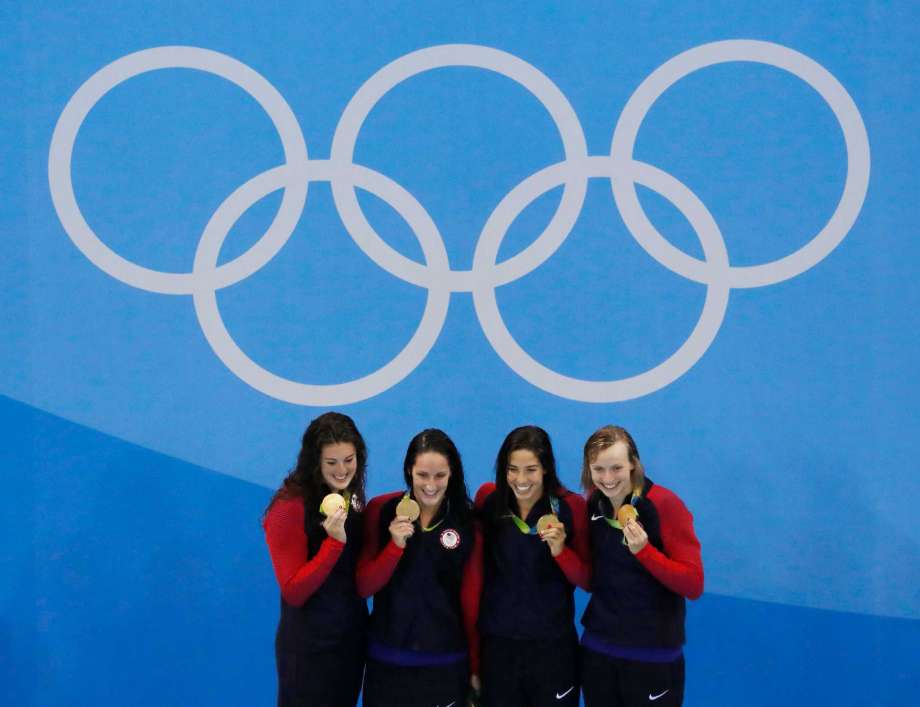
[{"left": 48, "top": 41, "right": 870, "bottom": 405}]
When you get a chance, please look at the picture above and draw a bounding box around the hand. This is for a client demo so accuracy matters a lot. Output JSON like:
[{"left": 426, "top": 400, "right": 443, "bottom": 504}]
[
  {"left": 322, "top": 507, "right": 347, "bottom": 543},
  {"left": 540, "top": 523, "right": 567, "bottom": 557},
  {"left": 623, "top": 518, "right": 648, "bottom": 555},
  {"left": 470, "top": 674, "right": 481, "bottom": 693},
  {"left": 389, "top": 515, "right": 415, "bottom": 549}
]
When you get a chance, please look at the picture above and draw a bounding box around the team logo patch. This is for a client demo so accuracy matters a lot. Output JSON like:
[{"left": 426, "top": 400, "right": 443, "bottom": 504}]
[{"left": 440, "top": 528, "right": 461, "bottom": 550}]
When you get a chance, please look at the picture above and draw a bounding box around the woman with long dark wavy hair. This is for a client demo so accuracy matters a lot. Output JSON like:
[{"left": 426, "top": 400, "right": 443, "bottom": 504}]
[
  {"left": 357, "top": 428, "right": 483, "bottom": 707},
  {"left": 475, "top": 425, "right": 590, "bottom": 707},
  {"left": 263, "top": 412, "right": 369, "bottom": 707}
]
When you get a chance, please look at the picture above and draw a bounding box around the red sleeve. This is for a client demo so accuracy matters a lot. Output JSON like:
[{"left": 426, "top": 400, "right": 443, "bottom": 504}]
[
  {"left": 554, "top": 492, "right": 591, "bottom": 591},
  {"left": 263, "top": 496, "right": 346, "bottom": 607},
  {"left": 460, "top": 519, "right": 484, "bottom": 676},
  {"left": 355, "top": 492, "right": 405, "bottom": 598},
  {"left": 635, "top": 486, "right": 704, "bottom": 599}
]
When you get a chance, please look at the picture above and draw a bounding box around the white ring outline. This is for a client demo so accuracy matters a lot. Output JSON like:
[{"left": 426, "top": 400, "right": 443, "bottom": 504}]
[
  {"left": 610, "top": 39, "right": 871, "bottom": 289},
  {"left": 47, "top": 41, "right": 870, "bottom": 404},
  {"left": 472, "top": 156, "right": 731, "bottom": 402},
  {"left": 329, "top": 44, "right": 589, "bottom": 292},
  {"left": 192, "top": 160, "right": 451, "bottom": 405},
  {"left": 48, "top": 46, "right": 309, "bottom": 295}
]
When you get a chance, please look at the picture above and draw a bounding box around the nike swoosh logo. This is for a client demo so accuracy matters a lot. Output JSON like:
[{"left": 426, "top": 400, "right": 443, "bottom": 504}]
[
  {"left": 649, "top": 689, "right": 669, "bottom": 701},
  {"left": 556, "top": 686, "right": 574, "bottom": 699},
  {"left": 591, "top": 514, "right": 605, "bottom": 521}
]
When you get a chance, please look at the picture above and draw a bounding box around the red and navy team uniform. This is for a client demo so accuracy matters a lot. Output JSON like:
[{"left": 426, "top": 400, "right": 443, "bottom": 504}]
[
  {"left": 581, "top": 478, "right": 703, "bottom": 707},
  {"left": 264, "top": 495, "right": 368, "bottom": 707},
  {"left": 475, "top": 482, "right": 590, "bottom": 707},
  {"left": 357, "top": 491, "right": 483, "bottom": 707}
]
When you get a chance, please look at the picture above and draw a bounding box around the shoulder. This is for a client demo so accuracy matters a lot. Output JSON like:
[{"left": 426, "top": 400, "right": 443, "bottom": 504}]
[
  {"left": 585, "top": 490, "right": 603, "bottom": 513},
  {"left": 366, "top": 490, "right": 404, "bottom": 516},
  {"left": 558, "top": 487, "right": 587, "bottom": 513},
  {"left": 474, "top": 482, "right": 497, "bottom": 510},
  {"left": 646, "top": 483, "right": 692, "bottom": 516},
  {"left": 263, "top": 494, "right": 305, "bottom": 530}
]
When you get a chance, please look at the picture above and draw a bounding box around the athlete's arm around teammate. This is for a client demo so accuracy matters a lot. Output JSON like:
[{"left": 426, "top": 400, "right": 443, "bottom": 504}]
[
  {"left": 356, "top": 429, "right": 483, "bottom": 707},
  {"left": 262, "top": 412, "right": 370, "bottom": 707},
  {"left": 579, "top": 425, "right": 703, "bottom": 707},
  {"left": 475, "top": 425, "right": 590, "bottom": 707}
]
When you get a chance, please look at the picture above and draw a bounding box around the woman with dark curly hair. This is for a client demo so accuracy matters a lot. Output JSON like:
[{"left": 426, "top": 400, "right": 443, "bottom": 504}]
[
  {"left": 263, "top": 412, "right": 369, "bottom": 707},
  {"left": 357, "top": 428, "right": 482, "bottom": 707},
  {"left": 579, "top": 425, "right": 703, "bottom": 707},
  {"left": 475, "top": 425, "right": 590, "bottom": 707}
]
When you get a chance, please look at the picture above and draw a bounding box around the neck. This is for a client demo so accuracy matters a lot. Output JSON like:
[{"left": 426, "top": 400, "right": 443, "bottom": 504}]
[
  {"left": 419, "top": 501, "right": 442, "bottom": 529},
  {"left": 516, "top": 497, "right": 535, "bottom": 520},
  {"left": 609, "top": 492, "right": 629, "bottom": 513}
]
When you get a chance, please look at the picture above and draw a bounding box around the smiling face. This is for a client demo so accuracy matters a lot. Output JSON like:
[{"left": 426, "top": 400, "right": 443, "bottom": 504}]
[
  {"left": 589, "top": 441, "right": 633, "bottom": 506},
  {"left": 319, "top": 442, "right": 357, "bottom": 492},
  {"left": 506, "top": 449, "right": 545, "bottom": 509},
  {"left": 411, "top": 451, "right": 451, "bottom": 511}
]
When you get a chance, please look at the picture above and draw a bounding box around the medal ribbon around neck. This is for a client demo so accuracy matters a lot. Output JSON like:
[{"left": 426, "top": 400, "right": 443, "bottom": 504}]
[
  {"left": 604, "top": 486, "right": 643, "bottom": 530},
  {"left": 506, "top": 495, "right": 560, "bottom": 535},
  {"left": 403, "top": 492, "right": 449, "bottom": 532}
]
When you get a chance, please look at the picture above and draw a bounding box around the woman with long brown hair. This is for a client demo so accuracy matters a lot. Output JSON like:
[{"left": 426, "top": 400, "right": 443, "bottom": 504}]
[{"left": 263, "top": 412, "right": 369, "bottom": 707}]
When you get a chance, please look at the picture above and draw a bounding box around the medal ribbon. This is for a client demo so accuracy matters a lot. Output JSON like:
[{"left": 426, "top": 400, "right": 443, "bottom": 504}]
[
  {"left": 403, "top": 492, "right": 448, "bottom": 532},
  {"left": 506, "top": 495, "right": 560, "bottom": 535}
]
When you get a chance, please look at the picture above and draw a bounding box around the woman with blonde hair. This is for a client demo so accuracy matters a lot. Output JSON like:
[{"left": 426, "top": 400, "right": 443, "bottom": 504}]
[{"left": 580, "top": 425, "right": 703, "bottom": 707}]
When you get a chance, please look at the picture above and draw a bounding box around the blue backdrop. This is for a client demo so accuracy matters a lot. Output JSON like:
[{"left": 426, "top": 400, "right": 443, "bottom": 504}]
[{"left": 2, "top": 2, "right": 918, "bottom": 705}]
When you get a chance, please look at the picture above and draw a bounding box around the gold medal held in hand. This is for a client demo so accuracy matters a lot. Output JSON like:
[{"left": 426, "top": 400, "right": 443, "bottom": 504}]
[
  {"left": 395, "top": 496, "right": 421, "bottom": 522},
  {"left": 536, "top": 514, "right": 560, "bottom": 534},
  {"left": 320, "top": 492, "right": 347, "bottom": 516},
  {"left": 616, "top": 504, "right": 638, "bottom": 526}
]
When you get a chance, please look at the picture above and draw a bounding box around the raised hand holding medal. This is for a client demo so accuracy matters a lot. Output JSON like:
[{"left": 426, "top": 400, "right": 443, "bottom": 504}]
[
  {"left": 319, "top": 492, "right": 349, "bottom": 543},
  {"left": 389, "top": 495, "right": 419, "bottom": 549},
  {"left": 621, "top": 513, "right": 648, "bottom": 555},
  {"left": 537, "top": 513, "right": 566, "bottom": 557},
  {"left": 395, "top": 495, "right": 421, "bottom": 521}
]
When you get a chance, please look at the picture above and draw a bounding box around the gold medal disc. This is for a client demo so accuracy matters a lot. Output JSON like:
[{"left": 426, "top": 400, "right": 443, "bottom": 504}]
[
  {"left": 396, "top": 497, "right": 421, "bottom": 522},
  {"left": 616, "top": 504, "right": 638, "bottom": 526},
  {"left": 536, "top": 514, "right": 560, "bottom": 534},
  {"left": 320, "top": 492, "right": 346, "bottom": 516}
]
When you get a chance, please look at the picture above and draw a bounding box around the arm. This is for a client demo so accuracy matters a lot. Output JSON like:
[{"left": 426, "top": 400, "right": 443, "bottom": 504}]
[
  {"left": 553, "top": 492, "right": 592, "bottom": 591},
  {"left": 460, "top": 519, "right": 484, "bottom": 677},
  {"left": 263, "top": 497, "right": 345, "bottom": 607},
  {"left": 634, "top": 487, "right": 704, "bottom": 599},
  {"left": 355, "top": 492, "right": 405, "bottom": 598}
]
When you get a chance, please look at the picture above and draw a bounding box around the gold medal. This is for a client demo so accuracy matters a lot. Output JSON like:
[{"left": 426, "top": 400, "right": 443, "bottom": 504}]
[
  {"left": 616, "top": 504, "right": 638, "bottom": 526},
  {"left": 536, "top": 513, "right": 560, "bottom": 534},
  {"left": 320, "top": 492, "right": 346, "bottom": 516},
  {"left": 396, "top": 496, "right": 421, "bottom": 522}
]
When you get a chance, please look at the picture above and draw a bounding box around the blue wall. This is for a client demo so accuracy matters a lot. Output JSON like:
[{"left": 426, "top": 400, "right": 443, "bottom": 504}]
[{"left": 3, "top": 2, "right": 919, "bottom": 705}]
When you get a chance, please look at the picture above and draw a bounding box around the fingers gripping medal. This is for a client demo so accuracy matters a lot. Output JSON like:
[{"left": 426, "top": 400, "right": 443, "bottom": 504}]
[
  {"left": 320, "top": 492, "right": 347, "bottom": 516},
  {"left": 395, "top": 496, "right": 421, "bottom": 522},
  {"left": 616, "top": 504, "right": 638, "bottom": 527},
  {"left": 536, "top": 514, "right": 561, "bottom": 534}
]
